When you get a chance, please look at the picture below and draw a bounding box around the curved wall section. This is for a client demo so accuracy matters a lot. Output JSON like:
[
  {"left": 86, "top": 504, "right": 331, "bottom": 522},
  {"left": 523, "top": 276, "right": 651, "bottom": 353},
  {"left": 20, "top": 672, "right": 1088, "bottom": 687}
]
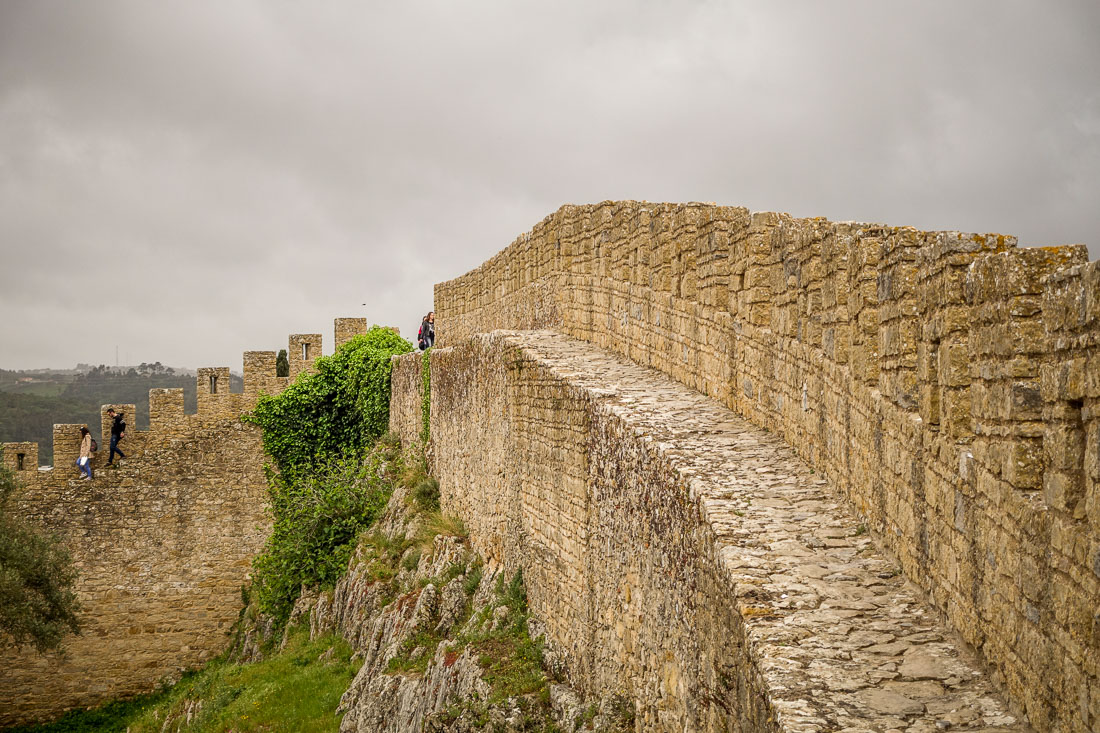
[{"left": 435, "top": 201, "right": 1100, "bottom": 733}]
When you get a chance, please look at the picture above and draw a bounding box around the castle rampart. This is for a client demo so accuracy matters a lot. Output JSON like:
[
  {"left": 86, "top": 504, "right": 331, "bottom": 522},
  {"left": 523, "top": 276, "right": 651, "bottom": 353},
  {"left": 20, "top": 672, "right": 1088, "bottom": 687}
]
[
  {"left": 391, "top": 332, "right": 1027, "bottom": 731},
  {"left": 431, "top": 202, "right": 1099, "bottom": 733},
  {"left": 0, "top": 319, "right": 369, "bottom": 727}
]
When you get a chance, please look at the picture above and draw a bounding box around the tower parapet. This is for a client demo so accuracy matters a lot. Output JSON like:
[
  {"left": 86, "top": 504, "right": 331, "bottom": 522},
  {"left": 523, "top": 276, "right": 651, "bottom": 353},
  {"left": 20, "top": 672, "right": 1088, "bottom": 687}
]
[
  {"left": 242, "top": 350, "right": 281, "bottom": 400},
  {"left": 334, "top": 317, "right": 368, "bottom": 349},
  {"left": 1, "top": 442, "right": 37, "bottom": 474},
  {"left": 287, "top": 333, "right": 321, "bottom": 380},
  {"left": 149, "top": 388, "right": 186, "bottom": 433}
]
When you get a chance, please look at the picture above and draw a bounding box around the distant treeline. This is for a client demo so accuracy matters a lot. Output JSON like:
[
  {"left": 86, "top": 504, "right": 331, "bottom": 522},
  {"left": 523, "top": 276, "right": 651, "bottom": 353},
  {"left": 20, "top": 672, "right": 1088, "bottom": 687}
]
[{"left": 0, "top": 366, "right": 243, "bottom": 466}]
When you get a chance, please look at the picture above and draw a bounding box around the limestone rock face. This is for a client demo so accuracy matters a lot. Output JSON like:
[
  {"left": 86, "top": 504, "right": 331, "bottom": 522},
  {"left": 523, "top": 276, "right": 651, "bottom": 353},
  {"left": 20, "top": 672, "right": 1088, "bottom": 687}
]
[
  {"left": 310, "top": 488, "right": 619, "bottom": 733},
  {"left": 339, "top": 646, "right": 490, "bottom": 733}
]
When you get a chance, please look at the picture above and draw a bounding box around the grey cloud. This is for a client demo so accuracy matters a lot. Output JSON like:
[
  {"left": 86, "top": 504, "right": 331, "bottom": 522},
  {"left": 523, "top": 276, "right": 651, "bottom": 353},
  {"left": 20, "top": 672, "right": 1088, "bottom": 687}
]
[{"left": 0, "top": 0, "right": 1097, "bottom": 369}]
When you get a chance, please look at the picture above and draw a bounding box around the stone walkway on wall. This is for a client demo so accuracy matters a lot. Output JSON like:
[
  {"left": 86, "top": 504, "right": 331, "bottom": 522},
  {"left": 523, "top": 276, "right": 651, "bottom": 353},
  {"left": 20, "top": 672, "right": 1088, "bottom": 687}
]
[{"left": 504, "top": 331, "right": 1029, "bottom": 733}]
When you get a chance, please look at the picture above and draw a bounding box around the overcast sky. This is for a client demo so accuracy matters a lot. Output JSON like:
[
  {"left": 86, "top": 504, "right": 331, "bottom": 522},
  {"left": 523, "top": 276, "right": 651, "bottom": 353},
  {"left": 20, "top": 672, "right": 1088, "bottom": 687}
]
[{"left": 1, "top": 1, "right": 1097, "bottom": 370}]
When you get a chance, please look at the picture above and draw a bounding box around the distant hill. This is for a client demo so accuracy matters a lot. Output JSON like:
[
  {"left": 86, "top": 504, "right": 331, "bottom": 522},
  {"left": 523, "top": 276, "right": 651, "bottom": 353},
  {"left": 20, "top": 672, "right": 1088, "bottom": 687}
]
[{"left": 0, "top": 364, "right": 243, "bottom": 465}]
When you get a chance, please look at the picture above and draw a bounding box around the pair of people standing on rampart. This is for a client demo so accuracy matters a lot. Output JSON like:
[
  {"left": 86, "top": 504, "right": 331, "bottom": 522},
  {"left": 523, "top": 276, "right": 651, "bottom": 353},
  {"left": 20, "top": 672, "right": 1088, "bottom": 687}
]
[{"left": 75, "top": 409, "right": 126, "bottom": 480}]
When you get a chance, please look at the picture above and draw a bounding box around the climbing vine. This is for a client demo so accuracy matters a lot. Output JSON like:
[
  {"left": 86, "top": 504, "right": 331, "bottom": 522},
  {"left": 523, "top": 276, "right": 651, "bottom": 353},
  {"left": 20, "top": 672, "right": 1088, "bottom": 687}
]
[
  {"left": 247, "top": 328, "right": 412, "bottom": 480},
  {"left": 420, "top": 348, "right": 431, "bottom": 447},
  {"left": 251, "top": 450, "right": 397, "bottom": 624},
  {"left": 245, "top": 327, "right": 413, "bottom": 623}
]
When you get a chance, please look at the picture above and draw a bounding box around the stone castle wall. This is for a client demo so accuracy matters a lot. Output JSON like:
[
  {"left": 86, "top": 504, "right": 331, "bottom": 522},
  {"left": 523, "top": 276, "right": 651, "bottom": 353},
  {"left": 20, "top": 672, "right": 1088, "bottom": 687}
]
[
  {"left": 391, "top": 333, "right": 1028, "bottom": 731},
  {"left": 0, "top": 322, "right": 366, "bottom": 727},
  {"left": 431, "top": 202, "right": 1100, "bottom": 733},
  {"left": 394, "top": 337, "right": 776, "bottom": 731}
]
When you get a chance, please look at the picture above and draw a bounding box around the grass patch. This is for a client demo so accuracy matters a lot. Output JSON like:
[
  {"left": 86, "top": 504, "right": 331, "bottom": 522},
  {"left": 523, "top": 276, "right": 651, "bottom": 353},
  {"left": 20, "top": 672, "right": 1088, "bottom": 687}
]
[
  {"left": 410, "top": 475, "right": 440, "bottom": 512},
  {"left": 5, "top": 687, "right": 176, "bottom": 733},
  {"left": 401, "top": 456, "right": 439, "bottom": 513},
  {"left": 11, "top": 627, "right": 359, "bottom": 733},
  {"left": 386, "top": 627, "right": 445, "bottom": 675},
  {"left": 414, "top": 511, "right": 467, "bottom": 548},
  {"left": 467, "top": 571, "right": 548, "bottom": 704}
]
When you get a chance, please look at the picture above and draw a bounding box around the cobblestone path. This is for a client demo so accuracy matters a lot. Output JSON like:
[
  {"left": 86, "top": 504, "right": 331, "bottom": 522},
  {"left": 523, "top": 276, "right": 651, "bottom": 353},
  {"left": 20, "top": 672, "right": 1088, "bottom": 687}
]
[{"left": 506, "top": 330, "right": 1028, "bottom": 732}]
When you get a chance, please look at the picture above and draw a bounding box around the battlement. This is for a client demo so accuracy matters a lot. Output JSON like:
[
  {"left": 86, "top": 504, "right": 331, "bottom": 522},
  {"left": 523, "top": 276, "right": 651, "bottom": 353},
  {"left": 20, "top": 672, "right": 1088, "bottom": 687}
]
[
  {"left": 1, "top": 441, "right": 37, "bottom": 474},
  {"left": 1, "top": 317, "right": 370, "bottom": 498},
  {"left": 434, "top": 201, "right": 1099, "bottom": 733},
  {"left": 288, "top": 333, "right": 322, "bottom": 380}
]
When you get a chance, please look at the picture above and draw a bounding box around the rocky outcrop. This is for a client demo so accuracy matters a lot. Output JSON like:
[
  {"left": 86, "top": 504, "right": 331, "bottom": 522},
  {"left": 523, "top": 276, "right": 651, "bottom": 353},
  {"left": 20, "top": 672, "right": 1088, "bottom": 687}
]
[{"left": 305, "top": 484, "right": 632, "bottom": 733}]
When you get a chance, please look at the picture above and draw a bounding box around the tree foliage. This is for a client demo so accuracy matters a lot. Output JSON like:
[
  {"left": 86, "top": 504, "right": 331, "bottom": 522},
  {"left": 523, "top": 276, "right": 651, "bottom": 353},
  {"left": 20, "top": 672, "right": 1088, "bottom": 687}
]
[
  {"left": 275, "top": 349, "right": 289, "bottom": 378},
  {"left": 0, "top": 465, "right": 81, "bottom": 652}
]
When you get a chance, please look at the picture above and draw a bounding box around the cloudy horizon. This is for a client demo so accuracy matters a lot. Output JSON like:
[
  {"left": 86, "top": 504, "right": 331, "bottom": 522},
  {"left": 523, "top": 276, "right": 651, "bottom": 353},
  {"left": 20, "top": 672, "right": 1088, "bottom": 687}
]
[{"left": 2, "top": 1, "right": 1097, "bottom": 370}]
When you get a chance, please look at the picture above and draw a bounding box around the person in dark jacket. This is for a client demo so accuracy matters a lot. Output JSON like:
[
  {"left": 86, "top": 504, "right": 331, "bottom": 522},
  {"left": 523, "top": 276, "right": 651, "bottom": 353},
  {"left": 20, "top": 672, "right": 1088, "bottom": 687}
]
[
  {"left": 418, "top": 311, "right": 435, "bottom": 351},
  {"left": 106, "top": 408, "right": 126, "bottom": 465}
]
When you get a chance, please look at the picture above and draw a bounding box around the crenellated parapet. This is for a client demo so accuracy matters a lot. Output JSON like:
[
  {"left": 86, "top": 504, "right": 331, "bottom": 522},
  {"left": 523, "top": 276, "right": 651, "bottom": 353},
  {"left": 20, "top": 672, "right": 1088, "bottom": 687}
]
[
  {"left": 434, "top": 201, "right": 1099, "bottom": 733},
  {"left": 0, "top": 320, "right": 368, "bottom": 489}
]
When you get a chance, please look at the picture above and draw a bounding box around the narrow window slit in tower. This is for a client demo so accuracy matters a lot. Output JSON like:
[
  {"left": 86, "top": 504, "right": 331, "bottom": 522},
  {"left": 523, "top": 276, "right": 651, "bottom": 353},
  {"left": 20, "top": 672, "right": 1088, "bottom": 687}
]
[
  {"left": 209, "top": 375, "right": 218, "bottom": 394},
  {"left": 302, "top": 343, "right": 310, "bottom": 361},
  {"left": 16, "top": 453, "right": 25, "bottom": 471},
  {"left": 929, "top": 339, "right": 941, "bottom": 427},
  {"left": 1065, "top": 398, "right": 1085, "bottom": 514}
]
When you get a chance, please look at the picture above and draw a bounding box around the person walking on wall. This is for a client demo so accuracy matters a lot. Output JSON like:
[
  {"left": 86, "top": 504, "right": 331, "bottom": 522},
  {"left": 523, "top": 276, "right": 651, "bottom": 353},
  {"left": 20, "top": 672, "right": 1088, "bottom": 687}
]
[
  {"left": 418, "top": 311, "right": 435, "bottom": 351},
  {"left": 106, "top": 408, "right": 126, "bottom": 466},
  {"left": 77, "top": 426, "right": 94, "bottom": 480}
]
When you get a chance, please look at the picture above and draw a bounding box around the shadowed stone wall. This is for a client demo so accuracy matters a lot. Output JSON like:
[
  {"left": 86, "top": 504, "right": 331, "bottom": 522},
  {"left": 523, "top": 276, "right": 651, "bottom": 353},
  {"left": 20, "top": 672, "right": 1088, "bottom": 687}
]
[{"left": 432, "top": 202, "right": 1099, "bottom": 733}]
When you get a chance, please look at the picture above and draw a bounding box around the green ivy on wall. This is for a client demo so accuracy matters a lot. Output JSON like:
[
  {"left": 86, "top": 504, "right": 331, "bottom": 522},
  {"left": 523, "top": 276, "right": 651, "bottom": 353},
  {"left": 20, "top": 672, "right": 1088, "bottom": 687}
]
[
  {"left": 251, "top": 452, "right": 396, "bottom": 624},
  {"left": 420, "top": 348, "right": 431, "bottom": 447},
  {"left": 247, "top": 328, "right": 412, "bottom": 481},
  {"left": 244, "top": 327, "right": 413, "bottom": 623}
]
